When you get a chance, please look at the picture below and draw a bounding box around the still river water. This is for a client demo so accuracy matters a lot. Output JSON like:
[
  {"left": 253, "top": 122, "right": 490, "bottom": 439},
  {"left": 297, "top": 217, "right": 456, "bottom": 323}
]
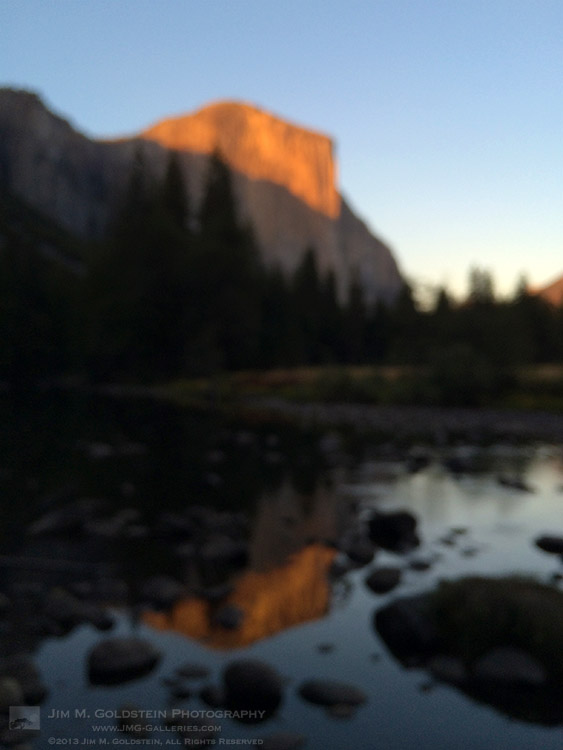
[{"left": 0, "top": 393, "right": 562, "bottom": 749}]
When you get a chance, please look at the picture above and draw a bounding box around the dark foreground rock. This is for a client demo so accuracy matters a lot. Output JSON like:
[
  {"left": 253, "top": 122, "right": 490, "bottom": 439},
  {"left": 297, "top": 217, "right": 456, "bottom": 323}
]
[
  {"left": 88, "top": 637, "right": 161, "bottom": 685},
  {"left": 223, "top": 659, "right": 284, "bottom": 721},
  {"left": 365, "top": 566, "right": 402, "bottom": 594},
  {"left": 43, "top": 588, "right": 114, "bottom": 633},
  {"left": 535, "top": 535, "right": 563, "bottom": 555},
  {"left": 140, "top": 576, "right": 185, "bottom": 609},
  {"left": 201, "top": 537, "right": 249, "bottom": 569},
  {"left": 340, "top": 533, "right": 376, "bottom": 567},
  {"left": 368, "top": 510, "right": 420, "bottom": 553},
  {"left": 27, "top": 498, "right": 105, "bottom": 536},
  {"left": 498, "top": 475, "right": 534, "bottom": 492},
  {"left": 0, "top": 654, "right": 48, "bottom": 704},
  {"left": 374, "top": 595, "right": 441, "bottom": 666},
  {"left": 213, "top": 603, "right": 245, "bottom": 629},
  {"left": 375, "top": 576, "right": 563, "bottom": 725}
]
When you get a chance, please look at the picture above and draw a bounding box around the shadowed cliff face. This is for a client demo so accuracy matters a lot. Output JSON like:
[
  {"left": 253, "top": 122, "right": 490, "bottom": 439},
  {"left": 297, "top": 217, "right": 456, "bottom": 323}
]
[{"left": 0, "top": 88, "right": 403, "bottom": 303}]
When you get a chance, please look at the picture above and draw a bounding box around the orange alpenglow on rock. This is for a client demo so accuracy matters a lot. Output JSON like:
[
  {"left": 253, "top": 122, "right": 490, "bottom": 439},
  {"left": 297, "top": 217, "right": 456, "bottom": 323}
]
[
  {"left": 144, "top": 543, "right": 336, "bottom": 648},
  {"left": 141, "top": 101, "right": 341, "bottom": 219},
  {"left": 534, "top": 274, "right": 563, "bottom": 307}
]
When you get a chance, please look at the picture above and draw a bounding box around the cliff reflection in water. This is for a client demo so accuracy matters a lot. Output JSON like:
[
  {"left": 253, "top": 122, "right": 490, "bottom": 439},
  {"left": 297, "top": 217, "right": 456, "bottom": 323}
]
[
  {"left": 145, "top": 479, "right": 348, "bottom": 646},
  {"left": 145, "top": 543, "right": 336, "bottom": 647}
]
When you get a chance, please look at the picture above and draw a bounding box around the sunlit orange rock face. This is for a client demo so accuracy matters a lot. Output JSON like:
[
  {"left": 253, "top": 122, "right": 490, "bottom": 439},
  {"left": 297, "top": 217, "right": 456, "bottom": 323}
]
[
  {"left": 142, "top": 101, "right": 340, "bottom": 220},
  {"left": 144, "top": 544, "right": 336, "bottom": 648},
  {"left": 535, "top": 274, "right": 563, "bottom": 306}
]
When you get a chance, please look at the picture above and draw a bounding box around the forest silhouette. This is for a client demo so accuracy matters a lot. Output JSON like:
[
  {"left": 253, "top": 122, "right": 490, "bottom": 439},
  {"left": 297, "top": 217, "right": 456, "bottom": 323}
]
[{"left": 1, "top": 150, "right": 562, "bottom": 406}]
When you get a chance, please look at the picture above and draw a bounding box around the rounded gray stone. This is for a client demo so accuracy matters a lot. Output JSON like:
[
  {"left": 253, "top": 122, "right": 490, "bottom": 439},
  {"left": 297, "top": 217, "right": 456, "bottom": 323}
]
[{"left": 88, "top": 637, "right": 161, "bottom": 685}]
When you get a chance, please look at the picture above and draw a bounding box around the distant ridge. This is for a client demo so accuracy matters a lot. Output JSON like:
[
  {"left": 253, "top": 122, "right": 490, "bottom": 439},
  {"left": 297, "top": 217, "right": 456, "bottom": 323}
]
[{"left": 534, "top": 274, "right": 563, "bottom": 306}]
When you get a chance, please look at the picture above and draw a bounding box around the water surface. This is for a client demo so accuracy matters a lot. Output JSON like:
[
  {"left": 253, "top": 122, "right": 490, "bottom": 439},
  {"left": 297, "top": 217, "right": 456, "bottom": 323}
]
[{"left": 1, "top": 394, "right": 562, "bottom": 749}]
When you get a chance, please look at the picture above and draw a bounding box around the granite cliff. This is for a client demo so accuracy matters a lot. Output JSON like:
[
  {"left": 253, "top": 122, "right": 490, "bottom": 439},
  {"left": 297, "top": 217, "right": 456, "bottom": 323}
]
[{"left": 0, "top": 88, "right": 403, "bottom": 303}]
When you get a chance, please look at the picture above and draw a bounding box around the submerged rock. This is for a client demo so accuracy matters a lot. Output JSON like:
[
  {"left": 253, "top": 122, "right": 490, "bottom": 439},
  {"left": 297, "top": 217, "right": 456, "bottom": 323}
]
[
  {"left": 88, "top": 637, "right": 161, "bottom": 685},
  {"left": 408, "top": 557, "right": 433, "bottom": 571},
  {"left": 365, "top": 566, "right": 402, "bottom": 594},
  {"left": 27, "top": 498, "right": 104, "bottom": 536},
  {"left": 43, "top": 588, "right": 114, "bottom": 633},
  {"left": 406, "top": 450, "right": 432, "bottom": 474},
  {"left": 298, "top": 679, "right": 366, "bottom": 707},
  {"left": 200, "top": 538, "right": 249, "bottom": 569},
  {"left": 368, "top": 510, "right": 420, "bottom": 553},
  {"left": 0, "top": 655, "right": 48, "bottom": 704},
  {"left": 498, "top": 476, "right": 533, "bottom": 492},
  {"left": 154, "top": 512, "right": 194, "bottom": 540},
  {"left": 329, "top": 553, "right": 354, "bottom": 578},
  {"left": 340, "top": 534, "right": 376, "bottom": 567},
  {"left": 199, "top": 582, "right": 235, "bottom": 603},
  {"left": 535, "top": 535, "right": 563, "bottom": 555},
  {"left": 223, "top": 659, "right": 283, "bottom": 720},
  {"left": 374, "top": 595, "right": 441, "bottom": 666},
  {"left": 213, "top": 604, "right": 245, "bottom": 630},
  {"left": 140, "top": 576, "right": 185, "bottom": 609}
]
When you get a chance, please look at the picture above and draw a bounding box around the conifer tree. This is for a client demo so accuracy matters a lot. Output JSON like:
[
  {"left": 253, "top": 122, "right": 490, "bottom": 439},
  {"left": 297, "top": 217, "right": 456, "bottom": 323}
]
[
  {"left": 292, "top": 247, "right": 323, "bottom": 363},
  {"left": 160, "top": 150, "right": 189, "bottom": 229},
  {"left": 341, "top": 276, "right": 366, "bottom": 363},
  {"left": 318, "top": 271, "right": 342, "bottom": 362},
  {"left": 188, "top": 150, "right": 263, "bottom": 371}
]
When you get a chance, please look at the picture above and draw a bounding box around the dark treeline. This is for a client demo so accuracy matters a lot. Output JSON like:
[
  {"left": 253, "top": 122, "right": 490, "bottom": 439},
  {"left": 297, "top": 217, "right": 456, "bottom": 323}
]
[{"left": 1, "top": 150, "right": 562, "bottom": 392}]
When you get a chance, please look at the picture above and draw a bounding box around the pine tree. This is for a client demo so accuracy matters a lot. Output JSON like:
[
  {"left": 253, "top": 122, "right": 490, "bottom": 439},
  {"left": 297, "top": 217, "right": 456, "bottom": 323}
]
[
  {"left": 160, "top": 150, "right": 189, "bottom": 230},
  {"left": 292, "top": 247, "right": 323, "bottom": 364},
  {"left": 341, "top": 276, "right": 366, "bottom": 363},
  {"left": 187, "top": 150, "right": 263, "bottom": 372},
  {"left": 87, "top": 149, "right": 195, "bottom": 380}
]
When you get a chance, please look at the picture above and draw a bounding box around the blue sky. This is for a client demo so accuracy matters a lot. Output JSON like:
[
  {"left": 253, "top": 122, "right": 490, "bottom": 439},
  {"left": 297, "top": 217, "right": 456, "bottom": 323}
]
[{"left": 1, "top": 0, "right": 561, "bottom": 298}]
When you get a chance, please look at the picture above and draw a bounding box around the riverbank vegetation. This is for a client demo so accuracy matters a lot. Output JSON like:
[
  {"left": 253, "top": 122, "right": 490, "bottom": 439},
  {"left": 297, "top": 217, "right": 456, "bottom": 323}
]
[{"left": 162, "top": 363, "right": 563, "bottom": 414}]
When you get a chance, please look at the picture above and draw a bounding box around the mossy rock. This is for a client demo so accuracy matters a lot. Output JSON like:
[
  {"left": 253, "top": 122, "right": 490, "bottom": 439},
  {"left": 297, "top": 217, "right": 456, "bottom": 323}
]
[
  {"left": 375, "top": 576, "right": 563, "bottom": 725},
  {"left": 430, "top": 576, "right": 563, "bottom": 684}
]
